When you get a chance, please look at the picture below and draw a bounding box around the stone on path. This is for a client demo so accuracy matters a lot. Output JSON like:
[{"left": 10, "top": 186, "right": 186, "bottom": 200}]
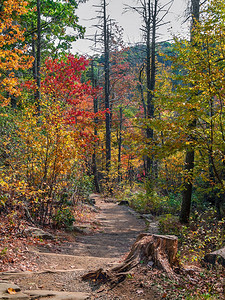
[
  {"left": 205, "top": 247, "right": 225, "bottom": 266},
  {"left": 0, "top": 281, "right": 29, "bottom": 299},
  {"left": 24, "top": 227, "right": 55, "bottom": 240},
  {"left": 25, "top": 290, "right": 89, "bottom": 300},
  {"left": 0, "top": 281, "right": 89, "bottom": 300}
]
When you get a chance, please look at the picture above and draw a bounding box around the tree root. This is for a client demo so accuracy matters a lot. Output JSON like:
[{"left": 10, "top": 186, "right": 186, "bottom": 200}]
[{"left": 82, "top": 233, "right": 179, "bottom": 284}]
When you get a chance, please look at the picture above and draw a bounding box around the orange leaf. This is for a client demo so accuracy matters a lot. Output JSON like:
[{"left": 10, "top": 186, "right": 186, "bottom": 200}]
[{"left": 7, "top": 288, "right": 17, "bottom": 295}]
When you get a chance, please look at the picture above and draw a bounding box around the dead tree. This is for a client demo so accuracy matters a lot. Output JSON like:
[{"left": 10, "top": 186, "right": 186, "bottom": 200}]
[
  {"left": 91, "top": 0, "right": 113, "bottom": 174},
  {"left": 91, "top": 1, "right": 125, "bottom": 182},
  {"left": 91, "top": 58, "right": 101, "bottom": 193},
  {"left": 36, "top": 0, "right": 41, "bottom": 112},
  {"left": 125, "top": 0, "right": 173, "bottom": 182},
  {"left": 103, "top": 0, "right": 111, "bottom": 173},
  {"left": 117, "top": 107, "right": 123, "bottom": 183}
]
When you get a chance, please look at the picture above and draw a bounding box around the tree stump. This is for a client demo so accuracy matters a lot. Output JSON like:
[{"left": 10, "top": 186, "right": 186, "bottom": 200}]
[{"left": 82, "top": 233, "right": 178, "bottom": 284}]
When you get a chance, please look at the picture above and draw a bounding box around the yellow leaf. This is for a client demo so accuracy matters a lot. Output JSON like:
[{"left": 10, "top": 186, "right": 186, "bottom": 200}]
[{"left": 7, "top": 288, "right": 17, "bottom": 295}]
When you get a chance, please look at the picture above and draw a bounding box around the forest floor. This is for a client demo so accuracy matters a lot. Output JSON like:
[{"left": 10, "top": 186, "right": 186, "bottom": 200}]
[
  {"left": 0, "top": 194, "right": 224, "bottom": 299},
  {"left": 0, "top": 194, "right": 161, "bottom": 299}
]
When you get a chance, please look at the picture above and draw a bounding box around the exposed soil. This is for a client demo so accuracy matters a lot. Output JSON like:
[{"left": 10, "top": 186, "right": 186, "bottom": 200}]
[{"left": 0, "top": 194, "right": 160, "bottom": 299}]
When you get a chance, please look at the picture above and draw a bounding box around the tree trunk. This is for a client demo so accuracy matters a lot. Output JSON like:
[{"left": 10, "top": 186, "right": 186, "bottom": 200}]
[
  {"left": 180, "top": 0, "right": 200, "bottom": 224},
  {"left": 10, "top": 94, "right": 17, "bottom": 108},
  {"left": 180, "top": 149, "right": 195, "bottom": 223},
  {"left": 138, "top": 64, "right": 147, "bottom": 118},
  {"left": 103, "top": 0, "right": 111, "bottom": 173},
  {"left": 145, "top": 0, "right": 157, "bottom": 182},
  {"left": 35, "top": 0, "right": 41, "bottom": 113},
  {"left": 146, "top": 0, "right": 154, "bottom": 177},
  {"left": 91, "top": 59, "right": 100, "bottom": 193},
  {"left": 31, "top": 22, "right": 37, "bottom": 81},
  {"left": 118, "top": 107, "right": 122, "bottom": 183}
]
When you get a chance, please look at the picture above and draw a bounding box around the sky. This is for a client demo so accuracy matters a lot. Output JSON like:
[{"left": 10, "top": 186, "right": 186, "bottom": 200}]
[{"left": 72, "top": 0, "right": 189, "bottom": 55}]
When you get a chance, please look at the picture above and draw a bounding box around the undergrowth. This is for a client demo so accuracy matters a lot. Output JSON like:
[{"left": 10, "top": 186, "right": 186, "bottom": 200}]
[
  {"left": 158, "top": 209, "right": 225, "bottom": 264},
  {"left": 116, "top": 186, "right": 225, "bottom": 298},
  {"left": 115, "top": 186, "right": 182, "bottom": 215}
]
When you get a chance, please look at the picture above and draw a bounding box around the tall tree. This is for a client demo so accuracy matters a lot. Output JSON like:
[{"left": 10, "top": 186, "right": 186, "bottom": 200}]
[
  {"left": 127, "top": 0, "right": 173, "bottom": 181},
  {"left": 91, "top": 1, "right": 122, "bottom": 176},
  {"left": 36, "top": 0, "right": 41, "bottom": 111},
  {"left": 22, "top": 0, "right": 85, "bottom": 107},
  {"left": 103, "top": 0, "right": 111, "bottom": 172},
  {"left": 91, "top": 58, "right": 101, "bottom": 193},
  {"left": 180, "top": 0, "right": 200, "bottom": 224},
  {"left": 24, "top": 0, "right": 85, "bottom": 56}
]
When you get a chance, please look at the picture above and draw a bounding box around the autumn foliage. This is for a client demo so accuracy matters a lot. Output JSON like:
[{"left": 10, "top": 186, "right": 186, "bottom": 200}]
[
  {"left": 0, "top": 0, "right": 225, "bottom": 264},
  {"left": 0, "top": 1, "right": 225, "bottom": 298},
  {"left": 1, "top": 54, "right": 103, "bottom": 226},
  {"left": 0, "top": 0, "right": 33, "bottom": 105}
]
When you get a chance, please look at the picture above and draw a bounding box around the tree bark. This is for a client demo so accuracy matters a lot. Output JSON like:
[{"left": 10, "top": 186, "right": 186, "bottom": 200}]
[
  {"left": 118, "top": 107, "right": 122, "bottom": 183},
  {"left": 91, "top": 59, "right": 100, "bottom": 193},
  {"left": 138, "top": 64, "right": 147, "bottom": 118},
  {"left": 144, "top": 0, "right": 157, "bottom": 182},
  {"left": 103, "top": 0, "right": 111, "bottom": 173},
  {"left": 146, "top": 0, "right": 154, "bottom": 178},
  {"left": 35, "top": 0, "right": 41, "bottom": 113},
  {"left": 180, "top": 149, "right": 195, "bottom": 223},
  {"left": 180, "top": 0, "right": 200, "bottom": 224},
  {"left": 31, "top": 22, "right": 37, "bottom": 81}
]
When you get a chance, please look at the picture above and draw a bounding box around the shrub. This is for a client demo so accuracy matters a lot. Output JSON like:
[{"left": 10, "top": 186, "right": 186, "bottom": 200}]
[
  {"left": 129, "top": 190, "right": 182, "bottom": 215},
  {"left": 71, "top": 173, "right": 94, "bottom": 202},
  {"left": 179, "top": 209, "right": 225, "bottom": 263},
  {"left": 52, "top": 206, "right": 75, "bottom": 229},
  {"left": 159, "top": 209, "right": 225, "bottom": 264}
]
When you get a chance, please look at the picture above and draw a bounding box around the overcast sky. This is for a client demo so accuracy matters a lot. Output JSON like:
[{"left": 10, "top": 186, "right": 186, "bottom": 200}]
[{"left": 72, "top": 0, "right": 189, "bottom": 55}]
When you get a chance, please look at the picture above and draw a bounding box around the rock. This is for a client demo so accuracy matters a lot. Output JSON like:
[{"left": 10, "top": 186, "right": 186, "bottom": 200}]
[
  {"left": 118, "top": 200, "right": 129, "bottom": 206},
  {"left": 104, "top": 198, "right": 116, "bottom": 203},
  {"left": 127, "top": 208, "right": 139, "bottom": 218},
  {"left": 88, "top": 194, "right": 101, "bottom": 206},
  {"left": 142, "top": 214, "right": 154, "bottom": 221},
  {"left": 25, "top": 290, "right": 89, "bottom": 300},
  {"left": 0, "top": 281, "right": 29, "bottom": 299},
  {"left": 82, "top": 203, "right": 99, "bottom": 213},
  {"left": 72, "top": 225, "right": 91, "bottom": 235},
  {"left": 148, "top": 221, "right": 159, "bottom": 234},
  {"left": 88, "top": 199, "right": 96, "bottom": 206},
  {"left": 24, "top": 227, "right": 55, "bottom": 240},
  {"left": 72, "top": 226, "right": 86, "bottom": 234},
  {"left": 0, "top": 282, "right": 89, "bottom": 299},
  {"left": 0, "top": 282, "right": 21, "bottom": 293},
  {"left": 205, "top": 247, "right": 225, "bottom": 266},
  {"left": 88, "top": 193, "right": 99, "bottom": 199}
]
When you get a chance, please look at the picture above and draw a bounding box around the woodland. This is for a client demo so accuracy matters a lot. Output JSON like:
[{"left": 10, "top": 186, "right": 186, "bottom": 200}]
[{"left": 0, "top": 0, "right": 225, "bottom": 299}]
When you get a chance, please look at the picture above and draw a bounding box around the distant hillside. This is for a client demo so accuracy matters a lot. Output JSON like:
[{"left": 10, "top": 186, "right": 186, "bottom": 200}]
[{"left": 125, "top": 41, "right": 175, "bottom": 68}]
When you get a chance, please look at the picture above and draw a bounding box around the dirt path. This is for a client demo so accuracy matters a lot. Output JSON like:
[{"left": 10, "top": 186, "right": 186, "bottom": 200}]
[
  {"left": 60, "top": 197, "right": 146, "bottom": 258},
  {"left": 0, "top": 195, "right": 159, "bottom": 299}
]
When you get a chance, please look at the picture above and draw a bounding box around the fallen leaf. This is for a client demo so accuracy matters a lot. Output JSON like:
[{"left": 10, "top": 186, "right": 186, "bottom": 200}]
[{"left": 7, "top": 288, "right": 16, "bottom": 295}]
